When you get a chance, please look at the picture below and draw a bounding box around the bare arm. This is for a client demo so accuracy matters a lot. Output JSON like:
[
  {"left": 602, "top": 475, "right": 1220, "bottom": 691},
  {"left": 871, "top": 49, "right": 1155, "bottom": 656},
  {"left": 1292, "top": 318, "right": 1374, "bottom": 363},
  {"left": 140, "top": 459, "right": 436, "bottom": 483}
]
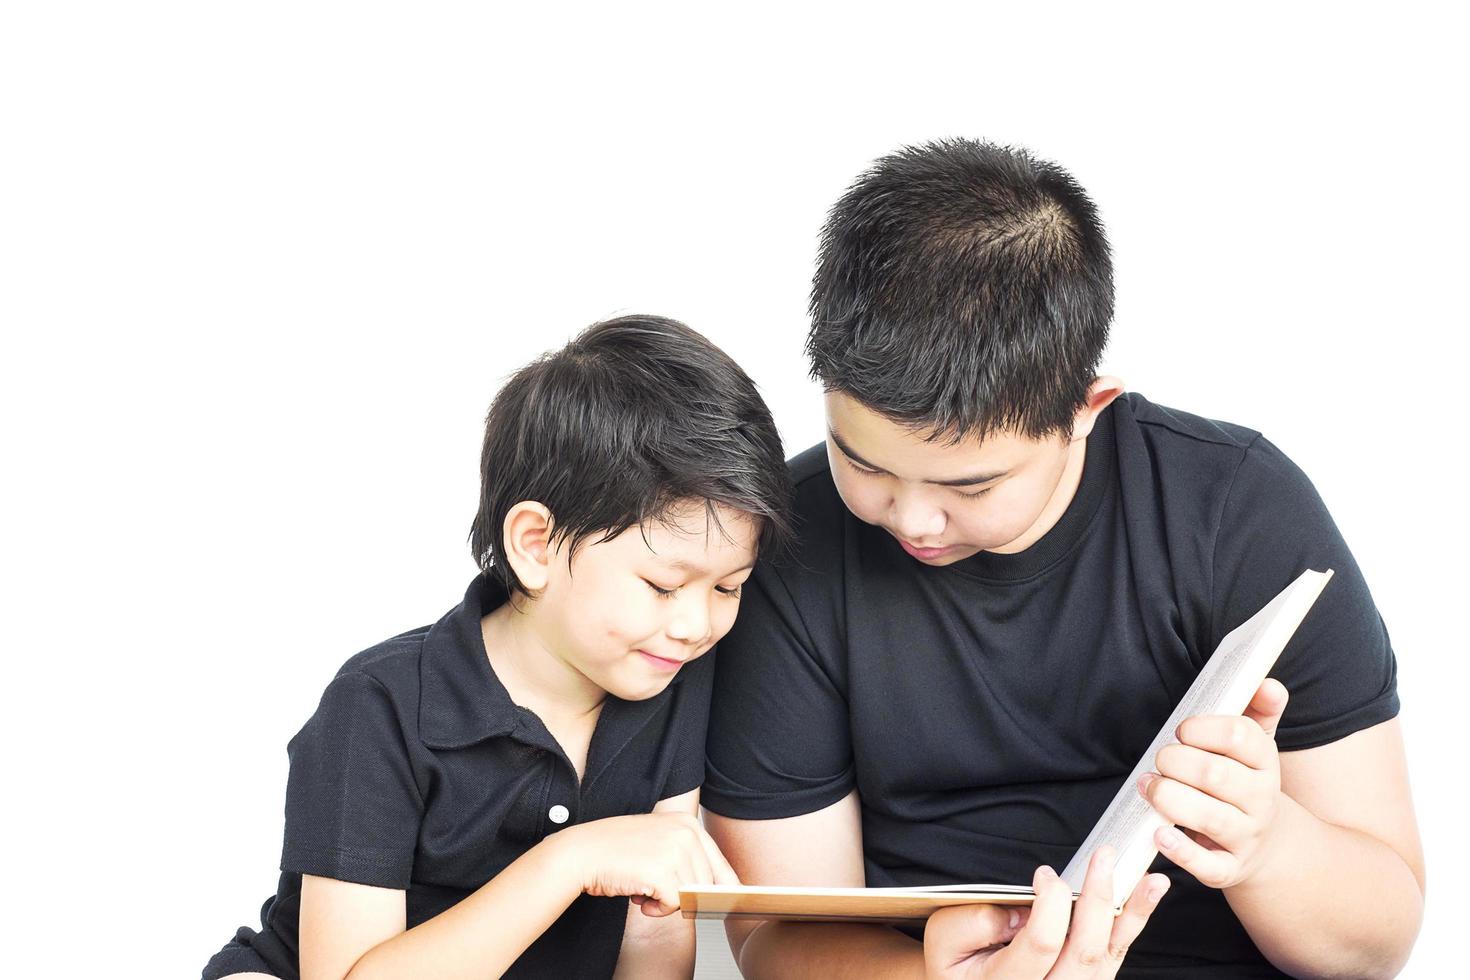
[
  {"left": 1226, "top": 719, "right": 1424, "bottom": 977},
  {"left": 1141, "top": 682, "right": 1424, "bottom": 979},
  {"left": 299, "top": 833, "right": 583, "bottom": 980},
  {"left": 704, "top": 791, "right": 930, "bottom": 978},
  {"left": 612, "top": 789, "right": 704, "bottom": 980},
  {"left": 297, "top": 807, "right": 731, "bottom": 980}
]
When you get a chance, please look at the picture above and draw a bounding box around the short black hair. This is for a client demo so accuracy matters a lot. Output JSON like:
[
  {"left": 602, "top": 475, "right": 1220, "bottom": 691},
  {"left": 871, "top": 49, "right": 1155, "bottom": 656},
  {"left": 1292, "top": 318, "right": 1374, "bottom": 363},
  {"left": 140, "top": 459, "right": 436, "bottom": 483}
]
[
  {"left": 471, "top": 315, "right": 793, "bottom": 596},
  {"left": 807, "top": 139, "right": 1114, "bottom": 441}
]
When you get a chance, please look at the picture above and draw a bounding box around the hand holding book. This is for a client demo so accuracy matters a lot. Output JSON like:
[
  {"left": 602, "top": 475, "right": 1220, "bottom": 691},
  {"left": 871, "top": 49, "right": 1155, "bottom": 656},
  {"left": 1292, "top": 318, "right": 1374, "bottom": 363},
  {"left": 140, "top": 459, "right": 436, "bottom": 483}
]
[
  {"left": 924, "top": 849, "right": 1170, "bottom": 979},
  {"left": 1138, "top": 677, "right": 1289, "bottom": 890}
]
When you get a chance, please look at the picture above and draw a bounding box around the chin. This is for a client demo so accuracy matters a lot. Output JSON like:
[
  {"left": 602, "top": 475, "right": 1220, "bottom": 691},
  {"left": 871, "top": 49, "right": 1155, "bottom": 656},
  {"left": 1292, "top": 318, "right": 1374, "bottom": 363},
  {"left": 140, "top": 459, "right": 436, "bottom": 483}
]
[
  {"left": 606, "top": 675, "right": 675, "bottom": 702},
  {"left": 920, "top": 549, "right": 978, "bottom": 567}
]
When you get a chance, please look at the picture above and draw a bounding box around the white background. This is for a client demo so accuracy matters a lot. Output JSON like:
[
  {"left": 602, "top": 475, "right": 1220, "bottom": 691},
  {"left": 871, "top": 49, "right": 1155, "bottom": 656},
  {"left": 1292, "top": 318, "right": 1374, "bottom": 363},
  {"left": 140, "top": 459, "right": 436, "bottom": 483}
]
[{"left": 3, "top": 2, "right": 1465, "bottom": 977}]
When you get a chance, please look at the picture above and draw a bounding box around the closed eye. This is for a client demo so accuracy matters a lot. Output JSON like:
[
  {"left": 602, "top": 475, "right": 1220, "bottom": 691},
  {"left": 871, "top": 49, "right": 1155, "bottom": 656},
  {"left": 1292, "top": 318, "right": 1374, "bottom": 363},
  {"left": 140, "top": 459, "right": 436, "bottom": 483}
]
[{"left": 644, "top": 579, "right": 677, "bottom": 597}]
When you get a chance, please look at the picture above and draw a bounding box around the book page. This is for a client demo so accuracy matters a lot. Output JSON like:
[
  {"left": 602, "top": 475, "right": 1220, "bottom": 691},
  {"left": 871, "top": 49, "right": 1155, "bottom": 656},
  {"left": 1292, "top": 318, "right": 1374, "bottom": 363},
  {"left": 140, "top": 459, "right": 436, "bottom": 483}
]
[{"left": 1059, "top": 568, "right": 1333, "bottom": 907}]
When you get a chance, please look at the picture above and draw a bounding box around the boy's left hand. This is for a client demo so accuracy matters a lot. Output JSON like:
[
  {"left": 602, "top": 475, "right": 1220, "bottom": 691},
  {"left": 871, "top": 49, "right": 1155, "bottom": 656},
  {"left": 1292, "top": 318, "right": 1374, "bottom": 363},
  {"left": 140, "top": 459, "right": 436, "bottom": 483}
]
[{"left": 1137, "top": 679, "right": 1290, "bottom": 890}]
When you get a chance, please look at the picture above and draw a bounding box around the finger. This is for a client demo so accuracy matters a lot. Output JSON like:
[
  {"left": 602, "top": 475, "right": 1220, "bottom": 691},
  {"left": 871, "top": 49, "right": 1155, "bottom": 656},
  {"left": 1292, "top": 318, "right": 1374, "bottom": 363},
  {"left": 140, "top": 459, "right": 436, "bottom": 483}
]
[
  {"left": 676, "top": 852, "right": 707, "bottom": 895},
  {"left": 641, "top": 875, "right": 683, "bottom": 917},
  {"left": 1154, "top": 824, "right": 1238, "bottom": 889},
  {"left": 683, "top": 838, "right": 715, "bottom": 888},
  {"left": 1106, "top": 873, "right": 1171, "bottom": 964},
  {"left": 1139, "top": 773, "right": 1251, "bottom": 851},
  {"left": 695, "top": 826, "right": 741, "bottom": 885},
  {"left": 1243, "top": 678, "right": 1289, "bottom": 736},
  {"left": 980, "top": 866, "right": 1070, "bottom": 977},
  {"left": 1155, "top": 743, "right": 1262, "bottom": 813},
  {"left": 1055, "top": 845, "right": 1119, "bottom": 972},
  {"left": 922, "top": 904, "right": 1023, "bottom": 971},
  {"left": 1174, "top": 715, "right": 1276, "bottom": 770}
]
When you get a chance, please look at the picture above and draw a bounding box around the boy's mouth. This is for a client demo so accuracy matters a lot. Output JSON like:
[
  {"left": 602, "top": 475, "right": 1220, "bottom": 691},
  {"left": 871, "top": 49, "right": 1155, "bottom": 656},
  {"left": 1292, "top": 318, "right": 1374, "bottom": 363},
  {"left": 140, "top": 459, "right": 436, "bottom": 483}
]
[
  {"left": 638, "top": 650, "right": 687, "bottom": 672},
  {"left": 897, "top": 538, "right": 953, "bottom": 561}
]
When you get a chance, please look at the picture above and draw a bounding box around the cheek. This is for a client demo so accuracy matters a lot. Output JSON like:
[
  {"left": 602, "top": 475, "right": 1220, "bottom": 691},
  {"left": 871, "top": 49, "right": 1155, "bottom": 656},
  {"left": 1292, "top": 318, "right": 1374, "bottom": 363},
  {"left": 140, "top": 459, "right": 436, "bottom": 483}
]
[
  {"left": 831, "top": 472, "right": 887, "bottom": 523},
  {"left": 708, "top": 600, "right": 741, "bottom": 644},
  {"left": 980, "top": 483, "right": 1049, "bottom": 534},
  {"left": 559, "top": 577, "right": 653, "bottom": 647},
  {"left": 946, "top": 489, "right": 1036, "bottom": 543}
]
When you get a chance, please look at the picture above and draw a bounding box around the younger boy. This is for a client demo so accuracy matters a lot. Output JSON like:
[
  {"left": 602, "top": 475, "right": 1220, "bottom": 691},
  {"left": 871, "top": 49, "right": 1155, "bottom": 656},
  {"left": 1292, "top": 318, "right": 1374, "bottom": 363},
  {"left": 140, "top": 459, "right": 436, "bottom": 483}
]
[
  {"left": 704, "top": 142, "right": 1424, "bottom": 978},
  {"left": 202, "top": 315, "right": 792, "bottom": 980}
]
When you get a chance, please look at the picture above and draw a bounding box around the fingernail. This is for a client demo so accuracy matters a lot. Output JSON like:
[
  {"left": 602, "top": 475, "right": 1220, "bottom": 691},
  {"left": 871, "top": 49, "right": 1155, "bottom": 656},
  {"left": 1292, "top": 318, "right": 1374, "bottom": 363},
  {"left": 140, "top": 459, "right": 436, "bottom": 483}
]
[
  {"left": 1094, "top": 845, "right": 1115, "bottom": 868},
  {"left": 1038, "top": 865, "right": 1056, "bottom": 880},
  {"left": 1137, "top": 773, "right": 1154, "bottom": 794},
  {"left": 1008, "top": 909, "right": 1020, "bottom": 929},
  {"left": 1158, "top": 827, "right": 1182, "bottom": 849},
  {"left": 1147, "top": 876, "right": 1171, "bottom": 903}
]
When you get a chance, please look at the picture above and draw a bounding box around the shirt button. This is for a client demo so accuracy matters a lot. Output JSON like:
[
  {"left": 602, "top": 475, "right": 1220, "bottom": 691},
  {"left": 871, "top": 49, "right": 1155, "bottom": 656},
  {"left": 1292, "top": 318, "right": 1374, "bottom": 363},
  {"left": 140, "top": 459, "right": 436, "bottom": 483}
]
[{"left": 548, "top": 804, "right": 570, "bottom": 825}]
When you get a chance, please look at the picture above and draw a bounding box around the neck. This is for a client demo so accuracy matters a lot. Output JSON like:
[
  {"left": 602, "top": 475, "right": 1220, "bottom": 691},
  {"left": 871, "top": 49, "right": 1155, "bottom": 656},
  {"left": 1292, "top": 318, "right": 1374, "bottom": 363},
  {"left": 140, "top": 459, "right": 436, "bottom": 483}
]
[{"left": 481, "top": 600, "right": 606, "bottom": 718}]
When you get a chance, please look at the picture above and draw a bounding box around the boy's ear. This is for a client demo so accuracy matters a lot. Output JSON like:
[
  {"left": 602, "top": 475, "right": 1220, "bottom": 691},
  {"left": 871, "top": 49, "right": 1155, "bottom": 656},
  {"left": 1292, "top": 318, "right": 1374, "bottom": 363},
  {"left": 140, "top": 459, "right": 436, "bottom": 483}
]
[
  {"left": 1069, "top": 376, "right": 1126, "bottom": 442},
  {"left": 501, "top": 501, "right": 556, "bottom": 593}
]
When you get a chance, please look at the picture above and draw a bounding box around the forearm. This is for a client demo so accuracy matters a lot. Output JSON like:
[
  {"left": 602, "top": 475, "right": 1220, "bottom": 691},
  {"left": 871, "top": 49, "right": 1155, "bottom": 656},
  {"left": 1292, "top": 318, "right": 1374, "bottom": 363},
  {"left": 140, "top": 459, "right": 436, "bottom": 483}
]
[
  {"left": 613, "top": 904, "right": 695, "bottom": 979},
  {"left": 345, "top": 836, "right": 581, "bottom": 980},
  {"left": 737, "top": 921, "right": 925, "bottom": 979},
  {"left": 1225, "top": 793, "right": 1423, "bottom": 979}
]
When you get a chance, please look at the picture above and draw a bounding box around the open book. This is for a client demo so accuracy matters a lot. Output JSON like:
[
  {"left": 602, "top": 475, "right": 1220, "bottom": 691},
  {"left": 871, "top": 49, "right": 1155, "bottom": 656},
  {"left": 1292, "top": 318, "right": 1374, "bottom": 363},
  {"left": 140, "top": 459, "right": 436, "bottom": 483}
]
[{"left": 682, "top": 568, "right": 1333, "bottom": 923}]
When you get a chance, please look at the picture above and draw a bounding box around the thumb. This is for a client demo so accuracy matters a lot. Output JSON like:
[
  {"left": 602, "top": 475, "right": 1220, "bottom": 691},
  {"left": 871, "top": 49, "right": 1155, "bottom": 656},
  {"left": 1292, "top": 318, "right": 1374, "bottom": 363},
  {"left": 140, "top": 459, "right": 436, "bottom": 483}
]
[
  {"left": 924, "top": 903, "right": 1023, "bottom": 969},
  {"left": 639, "top": 877, "right": 682, "bottom": 918},
  {"left": 1243, "top": 678, "right": 1289, "bottom": 737}
]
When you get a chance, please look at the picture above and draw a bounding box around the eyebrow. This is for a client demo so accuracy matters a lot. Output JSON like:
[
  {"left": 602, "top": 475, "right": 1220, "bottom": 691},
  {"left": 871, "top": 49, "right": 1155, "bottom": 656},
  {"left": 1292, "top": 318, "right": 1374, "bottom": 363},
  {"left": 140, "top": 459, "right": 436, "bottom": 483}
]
[
  {"left": 829, "top": 429, "right": 1010, "bottom": 487},
  {"left": 660, "top": 558, "right": 757, "bottom": 576}
]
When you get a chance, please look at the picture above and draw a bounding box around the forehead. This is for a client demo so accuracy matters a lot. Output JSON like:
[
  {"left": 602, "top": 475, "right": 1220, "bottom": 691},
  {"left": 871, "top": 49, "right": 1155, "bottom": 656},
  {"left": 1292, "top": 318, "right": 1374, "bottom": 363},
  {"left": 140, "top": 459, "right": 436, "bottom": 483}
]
[
  {"left": 597, "top": 500, "right": 760, "bottom": 568},
  {"left": 824, "top": 391, "right": 1050, "bottom": 477}
]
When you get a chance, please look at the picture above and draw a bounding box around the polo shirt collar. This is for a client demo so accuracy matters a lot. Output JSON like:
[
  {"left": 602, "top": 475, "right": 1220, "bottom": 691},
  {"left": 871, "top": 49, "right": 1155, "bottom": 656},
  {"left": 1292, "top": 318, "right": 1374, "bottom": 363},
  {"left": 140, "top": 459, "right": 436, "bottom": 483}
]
[{"left": 419, "top": 575, "right": 521, "bottom": 749}]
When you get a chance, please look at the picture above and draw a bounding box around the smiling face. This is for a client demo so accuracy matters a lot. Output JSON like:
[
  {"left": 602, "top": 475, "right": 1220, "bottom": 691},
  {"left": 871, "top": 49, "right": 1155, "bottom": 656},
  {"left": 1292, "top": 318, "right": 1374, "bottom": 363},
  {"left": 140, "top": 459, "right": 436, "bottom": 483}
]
[
  {"left": 825, "top": 390, "right": 1105, "bottom": 566},
  {"left": 528, "top": 499, "right": 760, "bottom": 701}
]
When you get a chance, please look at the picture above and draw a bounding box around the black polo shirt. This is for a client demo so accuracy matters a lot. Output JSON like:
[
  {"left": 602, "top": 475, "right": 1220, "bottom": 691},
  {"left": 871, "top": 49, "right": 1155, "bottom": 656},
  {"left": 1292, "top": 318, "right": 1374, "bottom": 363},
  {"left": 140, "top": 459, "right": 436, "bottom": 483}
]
[
  {"left": 214, "top": 575, "right": 713, "bottom": 980},
  {"left": 704, "top": 393, "right": 1399, "bottom": 979}
]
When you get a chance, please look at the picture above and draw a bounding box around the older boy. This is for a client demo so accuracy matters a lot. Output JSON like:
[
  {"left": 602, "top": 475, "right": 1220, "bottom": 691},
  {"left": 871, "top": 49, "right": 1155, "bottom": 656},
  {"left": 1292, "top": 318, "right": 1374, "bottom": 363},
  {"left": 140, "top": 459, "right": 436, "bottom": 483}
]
[{"left": 703, "top": 142, "right": 1423, "bottom": 978}]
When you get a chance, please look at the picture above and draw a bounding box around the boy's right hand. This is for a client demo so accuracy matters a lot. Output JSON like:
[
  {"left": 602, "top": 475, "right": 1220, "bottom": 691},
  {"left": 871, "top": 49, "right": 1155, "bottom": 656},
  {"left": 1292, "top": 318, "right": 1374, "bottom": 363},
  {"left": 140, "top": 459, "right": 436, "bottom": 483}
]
[
  {"left": 923, "top": 847, "right": 1170, "bottom": 979},
  {"left": 555, "top": 812, "right": 739, "bottom": 917}
]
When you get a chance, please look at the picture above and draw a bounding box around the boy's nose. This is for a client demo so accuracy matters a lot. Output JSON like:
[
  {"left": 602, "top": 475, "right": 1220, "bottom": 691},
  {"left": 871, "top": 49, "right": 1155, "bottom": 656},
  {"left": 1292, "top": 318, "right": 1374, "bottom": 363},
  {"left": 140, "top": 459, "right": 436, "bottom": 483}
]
[
  {"left": 665, "top": 595, "right": 712, "bottom": 646},
  {"left": 889, "top": 492, "right": 946, "bottom": 541}
]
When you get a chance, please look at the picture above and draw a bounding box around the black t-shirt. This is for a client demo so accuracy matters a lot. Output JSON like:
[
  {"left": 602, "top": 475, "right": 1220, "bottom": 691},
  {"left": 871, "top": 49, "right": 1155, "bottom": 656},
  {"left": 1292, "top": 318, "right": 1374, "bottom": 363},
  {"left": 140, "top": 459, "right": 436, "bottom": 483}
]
[
  {"left": 704, "top": 394, "right": 1399, "bottom": 978},
  {"left": 216, "top": 575, "right": 713, "bottom": 980}
]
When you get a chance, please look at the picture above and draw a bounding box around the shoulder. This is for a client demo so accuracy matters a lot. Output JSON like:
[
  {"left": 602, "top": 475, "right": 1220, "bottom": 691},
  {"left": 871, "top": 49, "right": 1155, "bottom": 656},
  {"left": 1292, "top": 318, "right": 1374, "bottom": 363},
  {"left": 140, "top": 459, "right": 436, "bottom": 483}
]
[
  {"left": 788, "top": 442, "right": 844, "bottom": 521},
  {"left": 1112, "top": 392, "right": 1317, "bottom": 512},
  {"left": 779, "top": 442, "right": 849, "bottom": 559},
  {"left": 289, "top": 626, "right": 434, "bottom": 755},
  {"left": 789, "top": 441, "right": 833, "bottom": 485},
  {"left": 329, "top": 626, "right": 431, "bottom": 704},
  {"left": 749, "top": 442, "right": 854, "bottom": 604},
  {"left": 1121, "top": 391, "right": 1261, "bottom": 451}
]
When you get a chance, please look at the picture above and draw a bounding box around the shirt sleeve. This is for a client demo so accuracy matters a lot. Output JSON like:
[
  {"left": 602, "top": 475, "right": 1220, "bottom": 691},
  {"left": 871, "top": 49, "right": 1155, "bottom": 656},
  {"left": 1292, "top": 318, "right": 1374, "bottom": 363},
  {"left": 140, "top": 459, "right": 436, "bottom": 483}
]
[
  {"left": 1210, "top": 436, "right": 1400, "bottom": 751},
  {"left": 280, "top": 670, "right": 424, "bottom": 887},
  {"left": 657, "top": 649, "right": 716, "bottom": 801},
  {"left": 702, "top": 561, "right": 855, "bottom": 819}
]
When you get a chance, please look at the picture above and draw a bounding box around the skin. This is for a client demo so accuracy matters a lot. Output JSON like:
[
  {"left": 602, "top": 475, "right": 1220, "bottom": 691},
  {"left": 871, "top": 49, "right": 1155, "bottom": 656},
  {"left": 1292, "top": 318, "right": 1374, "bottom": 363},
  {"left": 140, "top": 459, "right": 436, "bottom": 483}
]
[
  {"left": 708, "top": 384, "right": 1424, "bottom": 978},
  {"left": 264, "top": 499, "right": 760, "bottom": 980}
]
